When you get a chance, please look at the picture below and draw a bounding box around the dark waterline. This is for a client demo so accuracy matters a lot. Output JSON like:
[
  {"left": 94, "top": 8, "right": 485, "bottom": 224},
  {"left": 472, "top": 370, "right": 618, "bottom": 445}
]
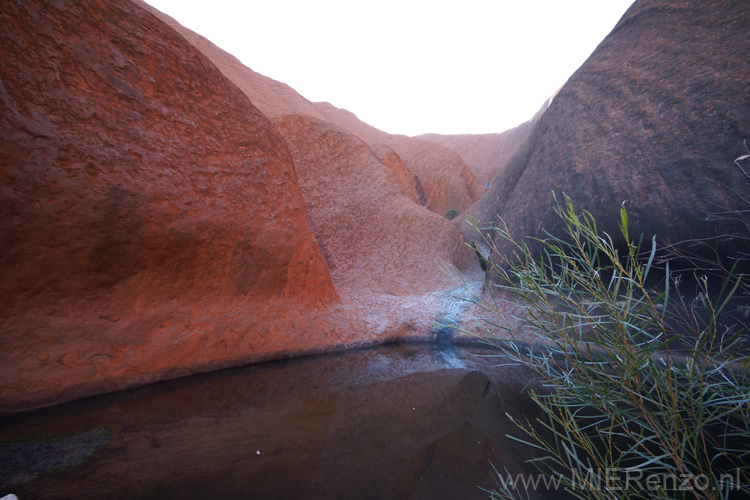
[{"left": 0, "top": 342, "right": 552, "bottom": 500}]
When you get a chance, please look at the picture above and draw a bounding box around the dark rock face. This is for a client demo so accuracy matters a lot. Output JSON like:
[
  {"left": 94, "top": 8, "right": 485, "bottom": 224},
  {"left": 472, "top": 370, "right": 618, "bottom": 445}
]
[
  {"left": 467, "top": 0, "right": 750, "bottom": 262},
  {"left": 0, "top": 0, "right": 340, "bottom": 410}
]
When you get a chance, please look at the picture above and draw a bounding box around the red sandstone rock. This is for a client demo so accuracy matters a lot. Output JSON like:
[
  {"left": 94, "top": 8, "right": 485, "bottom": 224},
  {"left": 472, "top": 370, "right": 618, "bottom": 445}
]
[
  {"left": 313, "top": 102, "right": 486, "bottom": 216},
  {"left": 143, "top": 3, "right": 484, "bottom": 325},
  {"left": 370, "top": 143, "right": 422, "bottom": 204},
  {"left": 139, "top": 5, "right": 485, "bottom": 218},
  {"left": 466, "top": 0, "right": 750, "bottom": 263},
  {"left": 142, "top": 3, "right": 481, "bottom": 274},
  {"left": 0, "top": 0, "right": 343, "bottom": 412},
  {"left": 273, "top": 114, "right": 479, "bottom": 296},
  {"left": 385, "top": 134, "right": 486, "bottom": 216},
  {"left": 0, "top": 0, "right": 483, "bottom": 412}
]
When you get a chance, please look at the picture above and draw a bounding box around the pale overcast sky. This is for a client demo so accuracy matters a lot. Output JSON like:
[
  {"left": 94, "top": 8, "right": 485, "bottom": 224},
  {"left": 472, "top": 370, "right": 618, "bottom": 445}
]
[{"left": 145, "top": 0, "right": 634, "bottom": 136}]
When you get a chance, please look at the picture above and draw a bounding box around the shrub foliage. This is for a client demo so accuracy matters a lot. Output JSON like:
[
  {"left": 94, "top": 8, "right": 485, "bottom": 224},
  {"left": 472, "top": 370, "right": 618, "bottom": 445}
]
[{"left": 460, "top": 194, "right": 750, "bottom": 500}]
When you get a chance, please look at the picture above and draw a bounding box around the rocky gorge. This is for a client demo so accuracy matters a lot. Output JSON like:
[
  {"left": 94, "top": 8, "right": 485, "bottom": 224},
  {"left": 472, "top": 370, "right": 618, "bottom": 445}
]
[{"left": 2, "top": 0, "right": 749, "bottom": 421}]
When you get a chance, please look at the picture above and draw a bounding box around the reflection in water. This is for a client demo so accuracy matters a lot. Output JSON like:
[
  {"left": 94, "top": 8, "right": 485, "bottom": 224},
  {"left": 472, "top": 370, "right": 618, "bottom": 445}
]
[{"left": 0, "top": 343, "right": 552, "bottom": 500}]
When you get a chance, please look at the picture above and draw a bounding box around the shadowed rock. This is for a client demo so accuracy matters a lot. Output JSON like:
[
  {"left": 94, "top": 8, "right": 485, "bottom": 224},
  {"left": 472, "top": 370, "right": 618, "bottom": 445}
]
[
  {"left": 370, "top": 143, "right": 422, "bottom": 204},
  {"left": 466, "top": 0, "right": 750, "bottom": 264}
]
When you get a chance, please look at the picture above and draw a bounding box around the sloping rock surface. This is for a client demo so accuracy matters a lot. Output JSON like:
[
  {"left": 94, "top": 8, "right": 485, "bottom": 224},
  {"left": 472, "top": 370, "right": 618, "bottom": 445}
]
[
  {"left": 0, "top": 0, "right": 483, "bottom": 412},
  {"left": 136, "top": 0, "right": 328, "bottom": 122},
  {"left": 418, "top": 97, "right": 552, "bottom": 184},
  {"left": 0, "top": 0, "right": 344, "bottom": 411},
  {"left": 313, "top": 102, "right": 486, "bottom": 215},
  {"left": 143, "top": 2, "right": 483, "bottom": 326},
  {"left": 370, "top": 143, "right": 422, "bottom": 204},
  {"left": 467, "top": 0, "right": 750, "bottom": 262},
  {"left": 273, "top": 115, "right": 478, "bottom": 294},
  {"left": 385, "top": 134, "right": 487, "bottom": 216},
  {"left": 140, "top": 1, "right": 484, "bottom": 217}
]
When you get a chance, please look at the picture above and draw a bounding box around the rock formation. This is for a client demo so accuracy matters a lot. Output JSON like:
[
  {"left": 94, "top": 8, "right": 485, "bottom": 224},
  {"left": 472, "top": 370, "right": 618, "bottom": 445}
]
[
  {"left": 0, "top": 0, "right": 344, "bottom": 411},
  {"left": 144, "top": 4, "right": 481, "bottom": 282},
  {"left": 272, "top": 114, "right": 477, "bottom": 295},
  {"left": 369, "top": 143, "right": 422, "bottom": 204},
  {"left": 313, "top": 102, "right": 486, "bottom": 215},
  {"left": 418, "top": 96, "right": 553, "bottom": 184},
  {"left": 466, "top": 0, "right": 750, "bottom": 264},
  {"left": 0, "top": 0, "right": 482, "bottom": 412},
  {"left": 386, "top": 134, "right": 487, "bottom": 216},
  {"left": 140, "top": 1, "right": 485, "bottom": 217},
  {"left": 135, "top": 0, "right": 328, "bottom": 122}
]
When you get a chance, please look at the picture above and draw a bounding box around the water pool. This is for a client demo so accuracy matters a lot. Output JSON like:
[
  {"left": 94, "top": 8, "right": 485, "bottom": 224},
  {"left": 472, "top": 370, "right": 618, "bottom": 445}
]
[{"left": 0, "top": 343, "right": 549, "bottom": 500}]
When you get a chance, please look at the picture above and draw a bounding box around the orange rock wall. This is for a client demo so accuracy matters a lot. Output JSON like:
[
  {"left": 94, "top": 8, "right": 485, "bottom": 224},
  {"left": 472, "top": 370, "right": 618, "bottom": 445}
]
[
  {"left": 312, "top": 102, "right": 486, "bottom": 215},
  {"left": 0, "top": 0, "right": 483, "bottom": 412},
  {"left": 0, "top": 0, "right": 339, "bottom": 411},
  {"left": 273, "top": 115, "right": 478, "bottom": 294},
  {"left": 370, "top": 144, "right": 422, "bottom": 204}
]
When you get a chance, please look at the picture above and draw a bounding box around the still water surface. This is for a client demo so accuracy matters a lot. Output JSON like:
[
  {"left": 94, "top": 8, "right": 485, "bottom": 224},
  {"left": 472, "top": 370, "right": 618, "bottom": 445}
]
[{"left": 0, "top": 343, "right": 552, "bottom": 500}]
